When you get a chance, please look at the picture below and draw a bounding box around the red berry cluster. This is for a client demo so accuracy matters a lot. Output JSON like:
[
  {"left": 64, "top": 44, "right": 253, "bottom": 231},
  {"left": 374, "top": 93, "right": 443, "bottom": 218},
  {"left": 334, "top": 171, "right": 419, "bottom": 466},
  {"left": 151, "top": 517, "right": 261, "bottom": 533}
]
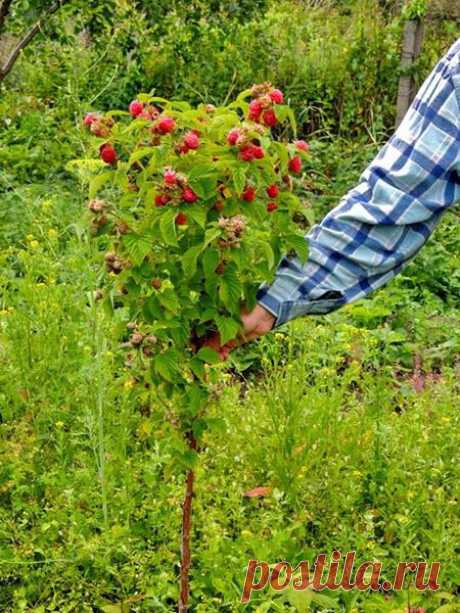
[
  {"left": 240, "top": 182, "right": 280, "bottom": 213},
  {"left": 247, "top": 83, "right": 284, "bottom": 127},
  {"left": 266, "top": 184, "right": 279, "bottom": 213},
  {"left": 84, "top": 86, "right": 310, "bottom": 233},
  {"left": 226, "top": 127, "right": 266, "bottom": 162},
  {"left": 84, "top": 113, "right": 114, "bottom": 138},
  {"left": 154, "top": 168, "right": 200, "bottom": 225},
  {"left": 99, "top": 143, "right": 117, "bottom": 165},
  {"left": 153, "top": 115, "right": 176, "bottom": 135},
  {"left": 177, "top": 130, "right": 201, "bottom": 155},
  {"left": 129, "top": 99, "right": 160, "bottom": 122}
]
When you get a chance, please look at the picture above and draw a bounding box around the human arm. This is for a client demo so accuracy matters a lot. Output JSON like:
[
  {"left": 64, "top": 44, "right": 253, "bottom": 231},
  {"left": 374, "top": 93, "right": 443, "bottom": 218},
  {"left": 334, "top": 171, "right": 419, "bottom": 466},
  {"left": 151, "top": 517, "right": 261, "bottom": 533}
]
[
  {"left": 208, "top": 39, "right": 460, "bottom": 354},
  {"left": 256, "top": 39, "right": 460, "bottom": 328}
]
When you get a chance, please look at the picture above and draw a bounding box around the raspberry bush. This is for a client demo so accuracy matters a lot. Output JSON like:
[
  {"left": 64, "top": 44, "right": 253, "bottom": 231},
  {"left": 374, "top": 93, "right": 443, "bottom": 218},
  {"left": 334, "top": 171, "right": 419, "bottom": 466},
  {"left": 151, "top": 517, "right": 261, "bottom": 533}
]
[{"left": 77, "top": 83, "right": 311, "bottom": 610}]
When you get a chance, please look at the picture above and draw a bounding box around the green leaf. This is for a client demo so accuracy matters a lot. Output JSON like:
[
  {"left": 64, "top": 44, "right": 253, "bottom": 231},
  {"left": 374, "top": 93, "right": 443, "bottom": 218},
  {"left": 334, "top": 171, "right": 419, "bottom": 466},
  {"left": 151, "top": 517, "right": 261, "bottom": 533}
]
[
  {"left": 188, "top": 164, "right": 218, "bottom": 199},
  {"left": 159, "top": 209, "right": 178, "bottom": 246},
  {"left": 142, "top": 295, "right": 162, "bottom": 321},
  {"left": 202, "top": 248, "right": 220, "bottom": 278},
  {"left": 122, "top": 233, "right": 152, "bottom": 265},
  {"left": 258, "top": 240, "right": 275, "bottom": 270},
  {"left": 186, "top": 384, "right": 209, "bottom": 414},
  {"left": 204, "top": 227, "right": 221, "bottom": 246},
  {"left": 285, "top": 233, "right": 308, "bottom": 263},
  {"left": 188, "top": 163, "right": 215, "bottom": 179},
  {"left": 232, "top": 166, "right": 247, "bottom": 195},
  {"left": 190, "top": 357, "right": 206, "bottom": 381},
  {"left": 181, "top": 448, "right": 199, "bottom": 469},
  {"left": 182, "top": 244, "right": 203, "bottom": 278},
  {"left": 311, "top": 591, "right": 340, "bottom": 609},
  {"left": 153, "top": 350, "right": 179, "bottom": 383},
  {"left": 189, "top": 176, "right": 217, "bottom": 200},
  {"left": 100, "top": 605, "right": 123, "bottom": 613},
  {"left": 196, "top": 347, "right": 221, "bottom": 364},
  {"left": 145, "top": 145, "right": 168, "bottom": 173},
  {"left": 434, "top": 605, "right": 460, "bottom": 613},
  {"left": 215, "top": 314, "right": 240, "bottom": 345},
  {"left": 219, "top": 265, "right": 241, "bottom": 314},
  {"left": 187, "top": 205, "right": 207, "bottom": 229},
  {"left": 158, "top": 288, "right": 180, "bottom": 314},
  {"left": 171, "top": 100, "right": 192, "bottom": 112},
  {"left": 128, "top": 147, "right": 154, "bottom": 166},
  {"left": 143, "top": 95, "right": 169, "bottom": 104},
  {"left": 89, "top": 171, "right": 112, "bottom": 198},
  {"left": 235, "top": 88, "right": 252, "bottom": 102},
  {"left": 285, "top": 586, "right": 313, "bottom": 612}
]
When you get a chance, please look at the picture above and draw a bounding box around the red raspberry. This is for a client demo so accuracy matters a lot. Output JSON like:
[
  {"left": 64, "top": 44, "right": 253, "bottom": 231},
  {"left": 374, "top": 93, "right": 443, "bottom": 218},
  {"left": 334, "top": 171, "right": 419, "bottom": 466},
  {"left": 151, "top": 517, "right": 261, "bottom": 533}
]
[
  {"left": 248, "top": 99, "right": 263, "bottom": 121},
  {"left": 252, "top": 145, "right": 265, "bottom": 159},
  {"left": 144, "top": 105, "right": 160, "bottom": 120},
  {"left": 156, "top": 116, "right": 176, "bottom": 134},
  {"left": 270, "top": 89, "right": 284, "bottom": 104},
  {"left": 99, "top": 143, "right": 117, "bottom": 165},
  {"left": 140, "top": 110, "right": 153, "bottom": 121},
  {"left": 155, "top": 194, "right": 171, "bottom": 207},
  {"left": 184, "top": 131, "right": 200, "bottom": 150},
  {"left": 182, "top": 187, "right": 198, "bottom": 203},
  {"left": 177, "top": 143, "right": 190, "bottom": 155},
  {"left": 239, "top": 145, "right": 255, "bottom": 162},
  {"left": 263, "top": 108, "right": 278, "bottom": 127},
  {"left": 295, "top": 140, "right": 310, "bottom": 152},
  {"left": 242, "top": 186, "right": 256, "bottom": 202},
  {"left": 164, "top": 169, "right": 177, "bottom": 185},
  {"left": 83, "top": 112, "right": 96, "bottom": 127},
  {"left": 266, "top": 184, "right": 279, "bottom": 198},
  {"left": 227, "top": 129, "right": 240, "bottom": 146},
  {"left": 175, "top": 212, "right": 187, "bottom": 225},
  {"left": 288, "top": 155, "right": 302, "bottom": 173},
  {"left": 129, "top": 100, "right": 144, "bottom": 117},
  {"left": 267, "top": 202, "right": 278, "bottom": 212}
]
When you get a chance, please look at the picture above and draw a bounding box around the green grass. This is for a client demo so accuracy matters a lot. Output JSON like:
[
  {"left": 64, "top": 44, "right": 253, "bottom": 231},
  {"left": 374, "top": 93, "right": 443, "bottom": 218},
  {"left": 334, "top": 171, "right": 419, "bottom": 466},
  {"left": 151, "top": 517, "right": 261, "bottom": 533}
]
[{"left": 1, "top": 143, "right": 460, "bottom": 611}]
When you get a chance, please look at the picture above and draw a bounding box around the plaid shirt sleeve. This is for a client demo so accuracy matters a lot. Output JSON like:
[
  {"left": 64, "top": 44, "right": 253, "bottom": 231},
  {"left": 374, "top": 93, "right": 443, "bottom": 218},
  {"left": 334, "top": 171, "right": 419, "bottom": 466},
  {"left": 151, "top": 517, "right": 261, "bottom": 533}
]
[{"left": 257, "top": 38, "right": 460, "bottom": 327}]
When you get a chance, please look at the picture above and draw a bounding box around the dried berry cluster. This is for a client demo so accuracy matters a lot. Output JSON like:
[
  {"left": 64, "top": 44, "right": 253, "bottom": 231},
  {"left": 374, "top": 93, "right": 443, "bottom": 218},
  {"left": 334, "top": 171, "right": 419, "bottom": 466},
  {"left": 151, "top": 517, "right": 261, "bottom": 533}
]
[
  {"left": 104, "top": 251, "right": 130, "bottom": 275},
  {"left": 217, "top": 215, "right": 247, "bottom": 248}
]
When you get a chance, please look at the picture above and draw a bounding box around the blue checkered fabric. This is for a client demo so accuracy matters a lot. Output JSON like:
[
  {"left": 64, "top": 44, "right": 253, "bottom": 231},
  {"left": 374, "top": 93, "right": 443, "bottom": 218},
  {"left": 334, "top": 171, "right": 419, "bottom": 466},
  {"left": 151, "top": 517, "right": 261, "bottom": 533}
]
[{"left": 257, "top": 38, "right": 460, "bottom": 326}]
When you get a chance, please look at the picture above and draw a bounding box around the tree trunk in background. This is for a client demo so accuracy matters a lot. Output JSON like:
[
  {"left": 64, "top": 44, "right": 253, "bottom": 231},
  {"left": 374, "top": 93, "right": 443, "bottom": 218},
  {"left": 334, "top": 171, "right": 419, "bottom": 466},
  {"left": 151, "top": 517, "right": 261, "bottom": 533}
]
[
  {"left": 0, "top": 0, "right": 14, "bottom": 34},
  {"left": 0, "top": 0, "right": 70, "bottom": 83},
  {"left": 395, "top": 18, "right": 424, "bottom": 129}
]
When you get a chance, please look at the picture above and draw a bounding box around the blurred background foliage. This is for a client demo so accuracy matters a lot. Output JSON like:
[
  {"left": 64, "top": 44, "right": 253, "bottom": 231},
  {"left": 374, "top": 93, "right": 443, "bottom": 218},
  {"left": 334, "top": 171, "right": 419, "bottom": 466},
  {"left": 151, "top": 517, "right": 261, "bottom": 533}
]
[{"left": 1, "top": 0, "right": 459, "bottom": 185}]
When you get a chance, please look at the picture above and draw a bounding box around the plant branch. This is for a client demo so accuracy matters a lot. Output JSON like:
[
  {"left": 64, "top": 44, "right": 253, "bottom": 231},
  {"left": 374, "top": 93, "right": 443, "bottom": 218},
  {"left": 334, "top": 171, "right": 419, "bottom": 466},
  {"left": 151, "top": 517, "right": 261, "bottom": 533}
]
[{"left": 0, "top": 0, "right": 71, "bottom": 82}]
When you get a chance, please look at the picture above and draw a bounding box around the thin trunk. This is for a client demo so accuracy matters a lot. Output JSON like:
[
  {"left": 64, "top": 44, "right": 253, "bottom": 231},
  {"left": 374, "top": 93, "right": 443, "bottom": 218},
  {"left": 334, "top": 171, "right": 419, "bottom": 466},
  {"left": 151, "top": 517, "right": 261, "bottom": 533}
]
[
  {"left": 395, "top": 18, "right": 424, "bottom": 128},
  {"left": 178, "top": 433, "right": 197, "bottom": 613}
]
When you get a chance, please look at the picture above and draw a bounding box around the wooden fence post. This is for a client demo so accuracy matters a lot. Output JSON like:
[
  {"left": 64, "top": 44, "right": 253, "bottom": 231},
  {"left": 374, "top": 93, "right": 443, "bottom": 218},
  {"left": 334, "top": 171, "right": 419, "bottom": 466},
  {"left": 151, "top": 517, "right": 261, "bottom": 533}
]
[{"left": 395, "top": 18, "right": 424, "bottom": 128}]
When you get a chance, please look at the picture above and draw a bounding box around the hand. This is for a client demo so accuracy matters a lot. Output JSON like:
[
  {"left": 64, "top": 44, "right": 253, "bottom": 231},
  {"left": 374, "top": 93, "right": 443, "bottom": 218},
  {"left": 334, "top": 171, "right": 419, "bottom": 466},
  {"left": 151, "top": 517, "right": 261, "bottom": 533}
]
[{"left": 204, "top": 304, "right": 276, "bottom": 360}]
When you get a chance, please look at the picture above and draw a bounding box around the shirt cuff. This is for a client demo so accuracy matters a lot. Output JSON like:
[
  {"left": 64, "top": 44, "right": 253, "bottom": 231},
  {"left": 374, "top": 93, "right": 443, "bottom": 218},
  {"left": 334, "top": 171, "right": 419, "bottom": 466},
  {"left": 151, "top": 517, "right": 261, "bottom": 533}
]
[
  {"left": 257, "top": 281, "right": 346, "bottom": 328},
  {"left": 256, "top": 287, "right": 288, "bottom": 327}
]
